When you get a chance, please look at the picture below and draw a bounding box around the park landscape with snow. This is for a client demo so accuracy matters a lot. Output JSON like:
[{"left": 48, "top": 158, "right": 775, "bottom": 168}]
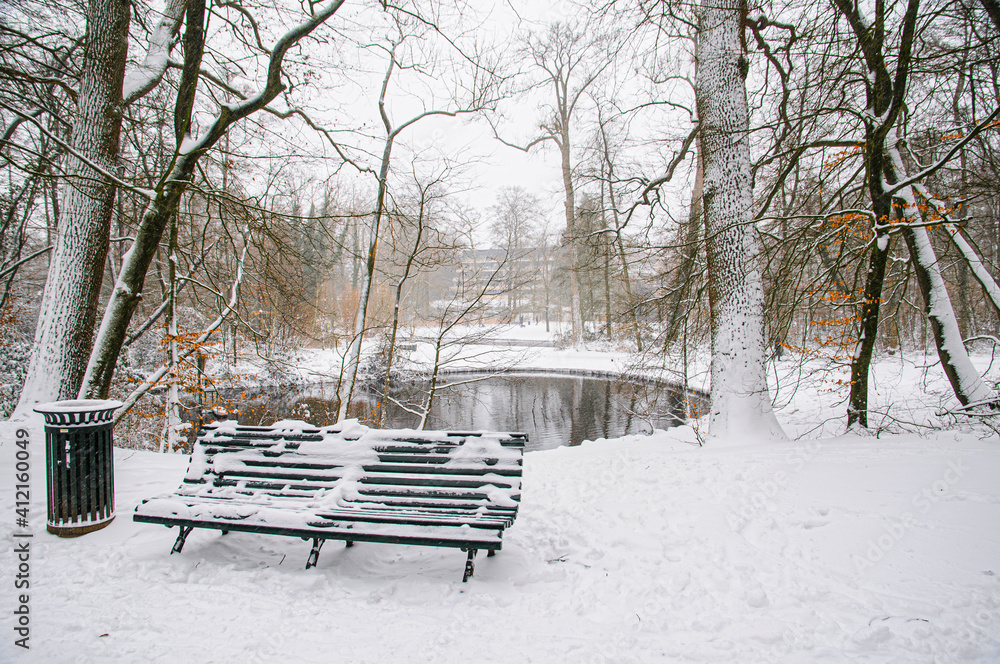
[
  {"left": 2, "top": 333, "right": 999, "bottom": 663},
  {"left": 3, "top": 0, "right": 1000, "bottom": 661}
]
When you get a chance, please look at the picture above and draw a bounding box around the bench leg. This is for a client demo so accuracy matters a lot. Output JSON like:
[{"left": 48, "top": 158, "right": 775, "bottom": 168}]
[
  {"left": 221, "top": 530, "right": 229, "bottom": 536},
  {"left": 487, "top": 549, "right": 496, "bottom": 557},
  {"left": 306, "top": 538, "right": 325, "bottom": 569},
  {"left": 462, "top": 549, "right": 477, "bottom": 582},
  {"left": 171, "top": 526, "right": 194, "bottom": 554},
  {"left": 345, "top": 541, "right": 354, "bottom": 548}
]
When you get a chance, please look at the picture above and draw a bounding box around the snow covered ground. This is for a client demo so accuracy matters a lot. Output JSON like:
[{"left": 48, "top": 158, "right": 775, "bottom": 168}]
[{"left": 2, "top": 342, "right": 999, "bottom": 662}]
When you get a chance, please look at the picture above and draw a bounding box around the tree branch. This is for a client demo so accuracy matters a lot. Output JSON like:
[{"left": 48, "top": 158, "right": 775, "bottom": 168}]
[{"left": 122, "top": 0, "right": 188, "bottom": 106}]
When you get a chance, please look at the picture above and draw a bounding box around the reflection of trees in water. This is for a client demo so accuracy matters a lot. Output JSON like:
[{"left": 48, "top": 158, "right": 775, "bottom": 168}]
[{"left": 194, "top": 375, "right": 698, "bottom": 452}]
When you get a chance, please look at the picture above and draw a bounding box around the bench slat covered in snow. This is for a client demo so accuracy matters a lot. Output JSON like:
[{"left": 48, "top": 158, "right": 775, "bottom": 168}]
[{"left": 133, "top": 419, "right": 526, "bottom": 581}]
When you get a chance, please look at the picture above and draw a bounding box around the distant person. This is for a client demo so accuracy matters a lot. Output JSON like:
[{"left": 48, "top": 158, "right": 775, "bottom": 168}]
[{"left": 774, "top": 336, "right": 783, "bottom": 360}]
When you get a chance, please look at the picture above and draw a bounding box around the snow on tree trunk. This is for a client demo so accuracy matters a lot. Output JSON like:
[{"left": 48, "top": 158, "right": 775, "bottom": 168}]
[
  {"left": 162, "top": 217, "right": 183, "bottom": 453},
  {"left": 901, "top": 225, "right": 994, "bottom": 407},
  {"left": 942, "top": 220, "right": 1000, "bottom": 315},
  {"left": 911, "top": 183, "right": 1000, "bottom": 315},
  {"left": 887, "top": 141, "right": 997, "bottom": 408},
  {"left": 80, "top": 153, "right": 198, "bottom": 399},
  {"left": 15, "top": 0, "right": 130, "bottom": 413},
  {"left": 695, "top": 0, "right": 785, "bottom": 440}
]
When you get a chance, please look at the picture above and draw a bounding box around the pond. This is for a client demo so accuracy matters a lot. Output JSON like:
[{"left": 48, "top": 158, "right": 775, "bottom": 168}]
[{"left": 195, "top": 372, "right": 702, "bottom": 453}]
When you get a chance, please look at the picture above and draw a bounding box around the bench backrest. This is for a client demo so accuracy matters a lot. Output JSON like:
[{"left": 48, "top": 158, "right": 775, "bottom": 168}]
[{"left": 182, "top": 419, "right": 526, "bottom": 516}]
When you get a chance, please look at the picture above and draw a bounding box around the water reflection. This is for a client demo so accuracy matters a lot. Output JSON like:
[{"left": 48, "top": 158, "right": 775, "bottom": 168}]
[{"left": 200, "top": 373, "right": 697, "bottom": 452}]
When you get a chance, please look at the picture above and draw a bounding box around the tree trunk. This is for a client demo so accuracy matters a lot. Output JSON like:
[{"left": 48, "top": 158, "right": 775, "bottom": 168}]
[
  {"left": 847, "top": 230, "right": 891, "bottom": 428},
  {"left": 598, "top": 183, "right": 612, "bottom": 338},
  {"left": 16, "top": 0, "right": 130, "bottom": 410},
  {"left": 902, "top": 225, "right": 995, "bottom": 406},
  {"left": 834, "top": 0, "right": 919, "bottom": 428},
  {"left": 163, "top": 214, "right": 181, "bottom": 453},
  {"left": 559, "top": 134, "right": 585, "bottom": 346},
  {"left": 666, "top": 146, "right": 705, "bottom": 346},
  {"left": 604, "top": 240, "right": 612, "bottom": 338},
  {"left": 886, "top": 139, "right": 996, "bottom": 407},
  {"left": 696, "top": 0, "right": 785, "bottom": 440},
  {"left": 80, "top": 157, "right": 198, "bottom": 398},
  {"left": 605, "top": 178, "right": 641, "bottom": 351},
  {"left": 336, "top": 123, "right": 393, "bottom": 422},
  {"left": 381, "top": 202, "right": 426, "bottom": 423}
]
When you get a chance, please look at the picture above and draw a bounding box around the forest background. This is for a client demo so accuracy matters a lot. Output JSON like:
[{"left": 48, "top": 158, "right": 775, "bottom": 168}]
[{"left": 1, "top": 0, "right": 999, "bottom": 444}]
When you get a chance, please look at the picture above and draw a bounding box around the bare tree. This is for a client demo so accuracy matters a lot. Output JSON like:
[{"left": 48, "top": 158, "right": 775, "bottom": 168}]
[
  {"left": 490, "top": 186, "right": 542, "bottom": 318},
  {"left": 493, "top": 22, "right": 614, "bottom": 346},
  {"left": 380, "top": 161, "right": 453, "bottom": 415},
  {"left": 695, "top": 0, "right": 785, "bottom": 439},
  {"left": 333, "top": 25, "right": 500, "bottom": 422},
  {"left": 831, "top": 0, "right": 998, "bottom": 421}
]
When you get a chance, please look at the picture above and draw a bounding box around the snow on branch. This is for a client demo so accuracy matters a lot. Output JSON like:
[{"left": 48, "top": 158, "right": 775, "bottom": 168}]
[
  {"left": 180, "top": 0, "right": 345, "bottom": 158},
  {"left": 912, "top": 186, "right": 1000, "bottom": 316},
  {"left": 624, "top": 123, "right": 700, "bottom": 226},
  {"left": 881, "top": 107, "right": 1000, "bottom": 198},
  {"left": 122, "top": 0, "right": 188, "bottom": 106},
  {"left": 164, "top": 59, "right": 370, "bottom": 175},
  {"left": 0, "top": 245, "right": 52, "bottom": 280}
]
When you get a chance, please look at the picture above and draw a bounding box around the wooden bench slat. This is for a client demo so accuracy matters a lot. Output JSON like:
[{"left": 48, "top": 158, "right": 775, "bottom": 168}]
[
  {"left": 156, "top": 491, "right": 519, "bottom": 525},
  {"left": 135, "top": 504, "right": 506, "bottom": 545},
  {"left": 212, "top": 468, "right": 520, "bottom": 489},
  {"left": 225, "top": 456, "right": 522, "bottom": 474},
  {"left": 208, "top": 480, "right": 521, "bottom": 505},
  {"left": 178, "top": 479, "right": 520, "bottom": 504},
  {"left": 137, "top": 496, "right": 511, "bottom": 529}
]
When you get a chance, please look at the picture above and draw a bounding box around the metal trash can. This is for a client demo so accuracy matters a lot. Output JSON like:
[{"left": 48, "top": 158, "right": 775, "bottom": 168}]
[{"left": 34, "top": 399, "right": 122, "bottom": 537}]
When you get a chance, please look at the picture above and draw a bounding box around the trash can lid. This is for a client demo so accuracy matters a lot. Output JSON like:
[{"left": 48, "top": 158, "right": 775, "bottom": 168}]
[{"left": 34, "top": 399, "right": 124, "bottom": 414}]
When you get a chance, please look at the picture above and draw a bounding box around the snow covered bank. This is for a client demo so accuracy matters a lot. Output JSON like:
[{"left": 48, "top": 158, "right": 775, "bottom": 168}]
[
  {"left": 234, "top": 323, "right": 643, "bottom": 388},
  {"left": 2, "top": 416, "right": 998, "bottom": 662}
]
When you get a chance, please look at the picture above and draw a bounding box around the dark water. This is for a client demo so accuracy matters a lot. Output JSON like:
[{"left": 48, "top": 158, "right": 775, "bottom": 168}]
[{"left": 195, "top": 373, "right": 700, "bottom": 452}]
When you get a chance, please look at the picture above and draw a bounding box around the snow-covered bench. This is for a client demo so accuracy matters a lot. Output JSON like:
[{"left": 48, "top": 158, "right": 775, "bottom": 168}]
[{"left": 133, "top": 419, "right": 526, "bottom": 582}]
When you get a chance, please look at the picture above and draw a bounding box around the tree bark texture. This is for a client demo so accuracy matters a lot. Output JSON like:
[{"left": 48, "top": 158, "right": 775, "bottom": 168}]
[
  {"left": 695, "top": 0, "right": 785, "bottom": 440},
  {"left": 16, "top": 0, "right": 130, "bottom": 409}
]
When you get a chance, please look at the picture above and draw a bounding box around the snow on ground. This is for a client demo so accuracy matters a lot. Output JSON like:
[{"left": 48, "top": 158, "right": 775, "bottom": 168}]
[{"left": 2, "top": 343, "right": 999, "bottom": 663}]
